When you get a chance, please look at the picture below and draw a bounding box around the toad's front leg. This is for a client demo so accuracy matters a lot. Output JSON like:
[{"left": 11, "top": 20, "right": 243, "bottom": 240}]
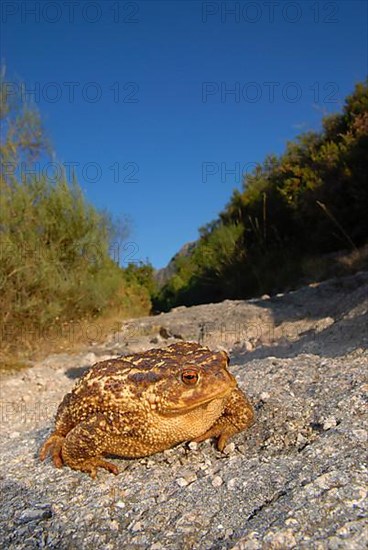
[{"left": 193, "top": 388, "right": 254, "bottom": 451}]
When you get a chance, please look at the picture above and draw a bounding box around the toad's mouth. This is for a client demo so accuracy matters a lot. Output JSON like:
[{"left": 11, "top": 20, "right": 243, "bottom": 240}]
[{"left": 161, "top": 385, "right": 235, "bottom": 416}]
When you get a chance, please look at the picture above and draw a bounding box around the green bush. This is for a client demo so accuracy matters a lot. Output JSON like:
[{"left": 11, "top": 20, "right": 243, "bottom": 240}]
[{"left": 155, "top": 80, "right": 368, "bottom": 310}]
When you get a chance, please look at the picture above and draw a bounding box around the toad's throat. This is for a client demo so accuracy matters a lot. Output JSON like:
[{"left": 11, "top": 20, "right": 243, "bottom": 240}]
[{"left": 161, "top": 386, "right": 234, "bottom": 415}]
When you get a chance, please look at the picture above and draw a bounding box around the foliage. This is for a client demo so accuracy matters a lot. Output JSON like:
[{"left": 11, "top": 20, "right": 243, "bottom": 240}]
[
  {"left": 154, "top": 223, "right": 243, "bottom": 311},
  {"left": 155, "top": 80, "right": 368, "bottom": 310},
  {"left": 0, "top": 70, "right": 152, "bottom": 355},
  {"left": 124, "top": 262, "right": 157, "bottom": 302}
]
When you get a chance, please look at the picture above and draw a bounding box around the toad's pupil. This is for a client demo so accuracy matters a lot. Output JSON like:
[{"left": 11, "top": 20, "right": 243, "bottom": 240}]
[{"left": 182, "top": 371, "right": 198, "bottom": 384}]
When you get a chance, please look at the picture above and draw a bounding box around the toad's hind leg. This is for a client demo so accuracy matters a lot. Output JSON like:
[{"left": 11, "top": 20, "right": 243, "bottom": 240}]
[{"left": 61, "top": 414, "right": 119, "bottom": 478}]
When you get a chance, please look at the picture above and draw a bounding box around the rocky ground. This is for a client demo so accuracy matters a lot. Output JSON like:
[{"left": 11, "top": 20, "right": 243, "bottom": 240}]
[{"left": 1, "top": 272, "right": 367, "bottom": 549}]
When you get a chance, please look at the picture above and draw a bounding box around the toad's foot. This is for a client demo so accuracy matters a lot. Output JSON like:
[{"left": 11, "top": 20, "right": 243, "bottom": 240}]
[
  {"left": 39, "top": 432, "right": 65, "bottom": 468},
  {"left": 192, "top": 426, "right": 233, "bottom": 451},
  {"left": 74, "top": 457, "right": 119, "bottom": 479}
]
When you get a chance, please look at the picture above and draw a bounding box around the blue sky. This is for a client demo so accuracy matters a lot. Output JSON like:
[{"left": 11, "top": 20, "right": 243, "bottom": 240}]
[{"left": 1, "top": 0, "right": 367, "bottom": 268}]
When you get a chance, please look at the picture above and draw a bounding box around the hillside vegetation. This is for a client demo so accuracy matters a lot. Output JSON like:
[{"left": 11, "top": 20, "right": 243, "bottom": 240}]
[
  {"left": 0, "top": 74, "right": 154, "bottom": 360},
  {"left": 154, "top": 81, "right": 368, "bottom": 311}
]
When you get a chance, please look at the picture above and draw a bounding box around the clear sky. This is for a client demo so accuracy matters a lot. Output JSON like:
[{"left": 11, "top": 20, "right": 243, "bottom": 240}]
[{"left": 1, "top": 0, "right": 367, "bottom": 268}]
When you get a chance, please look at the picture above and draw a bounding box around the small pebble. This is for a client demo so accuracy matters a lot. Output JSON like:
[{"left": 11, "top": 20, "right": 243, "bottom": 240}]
[
  {"left": 17, "top": 507, "right": 52, "bottom": 524},
  {"left": 297, "top": 433, "right": 307, "bottom": 446},
  {"left": 323, "top": 416, "right": 337, "bottom": 430},
  {"left": 212, "top": 476, "right": 223, "bottom": 488},
  {"left": 176, "top": 477, "right": 189, "bottom": 487},
  {"left": 227, "top": 478, "right": 237, "bottom": 490},
  {"left": 115, "top": 501, "right": 125, "bottom": 509},
  {"left": 285, "top": 518, "right": 298, "bottom": 526},
  {"left": 183, "top": 471, "right": 197, "bottom": 484},
  {"left": 260, "top": 392, "right": 270, "bottom": 401},
  {"left": 223, "top": 442, "right": 235, "bottom": 454}
]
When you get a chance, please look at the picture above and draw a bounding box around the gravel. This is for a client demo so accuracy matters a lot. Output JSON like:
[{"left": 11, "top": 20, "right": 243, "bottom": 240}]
[{"left": 1, "top": 272, "right": 367, "bottom": 549}]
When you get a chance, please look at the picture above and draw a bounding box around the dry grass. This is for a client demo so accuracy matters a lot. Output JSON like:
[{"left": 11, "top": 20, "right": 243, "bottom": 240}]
[
  {"left": 0, "top": 301, "right": 151, "bottom": 372},
  {"left": 301, "top": 244, "right": 368, "bottom": 283}
]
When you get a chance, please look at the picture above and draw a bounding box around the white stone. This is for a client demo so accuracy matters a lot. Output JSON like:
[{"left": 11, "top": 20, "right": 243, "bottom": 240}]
[
  {"left": 176, "top": 477, "right": 189, "bottom": 487},
  {"left": 227, "top": 478, "right": 237, "bottom": 490},
  {"left": 260, "top": 392, "right": 270, "bottom": 400},
  {"left": 212, "top": 476, "right": 223, "bottom": 487},
  {"left": 323, "top": 416, "right": 337, "bottom": 430},
  {"left": 115, "top": 500, "right": 125, "bottom": 509},
  {"left": 223, "top": 442, "right": 235, "bottom": 454}
]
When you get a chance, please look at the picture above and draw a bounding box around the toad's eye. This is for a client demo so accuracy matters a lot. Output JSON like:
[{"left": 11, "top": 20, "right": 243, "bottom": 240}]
[{"left": 181, "top": 369, "right": 199, "bottom": 385}]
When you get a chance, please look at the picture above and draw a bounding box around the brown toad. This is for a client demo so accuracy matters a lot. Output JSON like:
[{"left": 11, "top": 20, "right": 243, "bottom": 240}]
[{"left": 40, "top": 342, "right": 254, "bottom": 478}]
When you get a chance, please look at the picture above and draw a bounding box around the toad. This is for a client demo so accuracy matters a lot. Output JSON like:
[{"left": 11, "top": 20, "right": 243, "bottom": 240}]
[{"left": 40, "top": 342, "right": 254, "bottom": 478}]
